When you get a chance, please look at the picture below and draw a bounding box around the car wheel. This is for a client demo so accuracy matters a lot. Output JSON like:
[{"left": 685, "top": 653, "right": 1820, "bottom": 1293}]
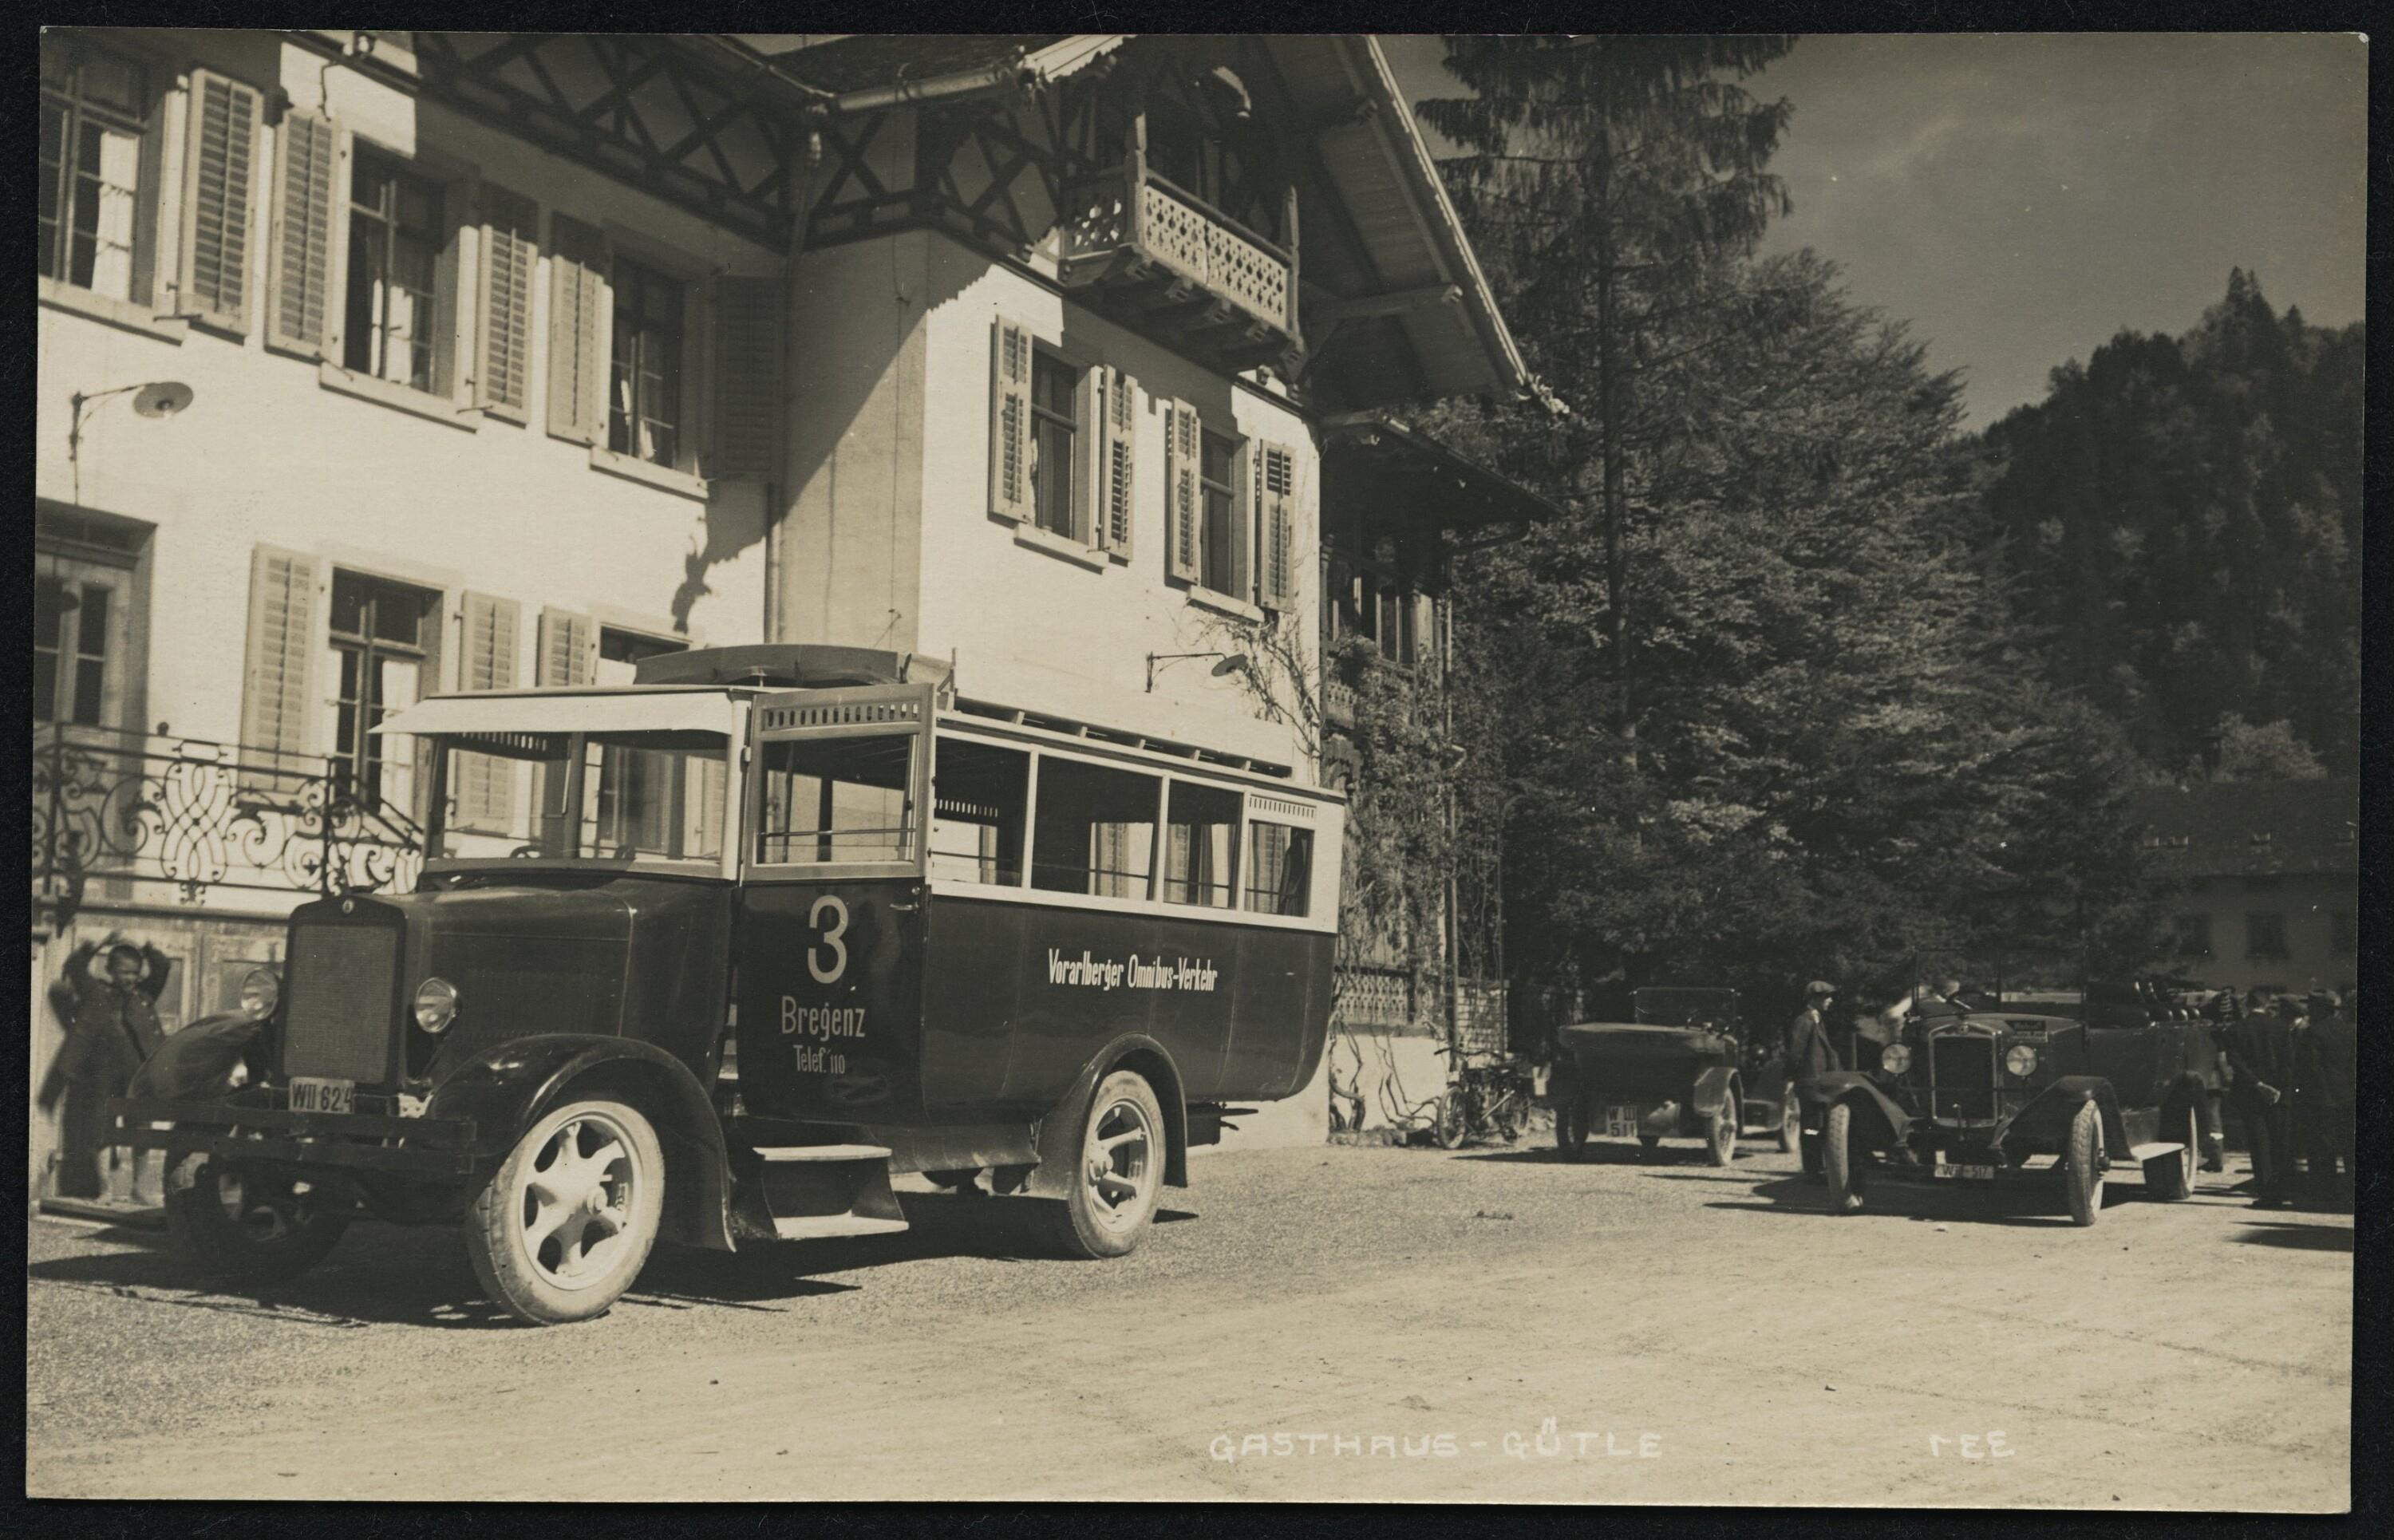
[
  {"left": 1045, "top": 1070, "right": 1166, "bottom": 1259},
  {"left": 2142, "top": 1101, "right": 2197, "bottom": 1201},
  {"left": 1823, "top": 1102, "right": 1865, "bottom": 1214},
  {"left": 164, "top": 1155, "right": 350, "bottom": 1284},
  {"left": 466, "top": 1097, "right": 665, "bottom": 1325},
  {"left": 1778, "top": 1091, "right": 1802, "bottom": 1155},
  {"left": 1708, "top": 1104, "right": 1739, "bottom": 1167},
  {"left": 2063, "top": 1100, "right": 2106, "bottom": 1227}
]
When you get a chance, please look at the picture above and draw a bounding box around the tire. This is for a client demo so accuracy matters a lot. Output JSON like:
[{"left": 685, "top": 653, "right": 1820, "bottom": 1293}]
[
  {"left": 2063, "top": 1100, "right": 2106, "bottom": 1226},
  {"left": 1777, "top": 1089, "right": 1802, "bottom": 1155},
  {"left": 466, "top": 1097, "right": 665, "bottom": 1325},
  {"left": 164, "top": 1155, "right": 350, "bottom": 1284},
  {"left": 1435, "top": 1092, "right": 1472, "bottom": 1151},
  {"left": 1823, "top": 1101, "right": 1865, "bottom": 1214},
  {"left": 1555, "top": 1096, "right": 1588, "bottom": 1160},
  {"left": 2143, "top": 1101, "right": 2197, "bottom": 1202},
  {"left": 1045, "top": 1070, "right": 1166, "bottom": 1259},
  {"left": 1707, "top": 1103, "right": 1740, "bottom": 1167}
]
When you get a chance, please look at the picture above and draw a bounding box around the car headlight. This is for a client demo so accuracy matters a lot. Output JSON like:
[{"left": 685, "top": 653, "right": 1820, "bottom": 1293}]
[
  {"left": 2005, "top": 1044, "right": 2040, "bottom": 1078},
  {"left": 238, "top": 967, "right": 280, "bottom": 1021},
  {"left": 1879, "top": 1044, "right": 1912, "bottom": 1076},
  {"left": 413, "top": 977, "right": 459, "bottom": 1034}
]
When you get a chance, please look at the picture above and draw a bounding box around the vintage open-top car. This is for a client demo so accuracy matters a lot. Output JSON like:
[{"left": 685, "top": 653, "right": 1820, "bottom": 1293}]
[
  {"left": 110, "top": 645, "right": 1344, "bottom": 1323},
  {"left": 1798, "top": 993, "right": 2214, "bottom": 1224},
  {"left": 1550, "top": 987, "right": 1802, "bottom": 1164}
]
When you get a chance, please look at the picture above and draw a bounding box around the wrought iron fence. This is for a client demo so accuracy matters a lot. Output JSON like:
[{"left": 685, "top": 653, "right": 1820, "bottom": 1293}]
[{"left": 32, "top": 724, "right": 425, "bottom": 926}]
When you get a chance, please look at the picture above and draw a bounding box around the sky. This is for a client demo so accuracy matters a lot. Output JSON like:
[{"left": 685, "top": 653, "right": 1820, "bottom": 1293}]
[{"left": 1378, "top": 34, "right": 2367, "bottom": 429}]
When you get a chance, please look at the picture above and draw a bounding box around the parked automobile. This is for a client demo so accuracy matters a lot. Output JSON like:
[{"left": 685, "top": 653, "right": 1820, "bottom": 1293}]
[
  {"left": 1550, "top": 987, "right": 1801, "bottom": 1164},
  {"left": 1798, "top": 992, "right": 2214, "bottom": 1225},
  {"left": 109, "top": 645, "right": 1343, "bottom": 1323}
]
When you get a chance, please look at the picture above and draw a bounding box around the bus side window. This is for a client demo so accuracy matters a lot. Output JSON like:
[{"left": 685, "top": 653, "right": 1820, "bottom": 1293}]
[
  {"left": 1244, "top": 821, "right": 1314, "bottom": 917},
  {"left": 930, "top": 738, "right": 1029, "bottom": 885},
  {"left": 1164, "top": 781, "right": 1241, "bottom": 909},
  {"left": 753, "top": 734, "right": 916, "bottom": 865},
  {"left": 1031, "top": 759, "right": 1158, "bottom": 898}
]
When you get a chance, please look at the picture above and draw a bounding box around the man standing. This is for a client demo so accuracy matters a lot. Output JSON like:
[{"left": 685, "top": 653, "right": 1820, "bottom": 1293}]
[
  {"left": 1787, "top": 981, "right": 1843, "bottom": 1081},
  {"left": 38, "top": 934, "right": 172, "bottom": 1202},
  {"left": 2297, "top": 990, "right": 2354, "bottom": 1207},
  {"left": 2221, "top": 995, "right": 2298, "bottom": 1210}
]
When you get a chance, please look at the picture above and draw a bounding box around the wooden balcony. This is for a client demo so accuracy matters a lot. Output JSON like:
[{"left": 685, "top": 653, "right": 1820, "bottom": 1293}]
[{"left": 1059, "top": 162, "right": 1303, "bottom": 378}]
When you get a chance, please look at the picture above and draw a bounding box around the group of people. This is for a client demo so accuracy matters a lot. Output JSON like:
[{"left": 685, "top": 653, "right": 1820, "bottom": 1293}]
[
  {"left": 2212, "top": 987, "right": 2356, "bottom": 1211},
  {"left": 37, "top": 933, "right": 171, "bottom": 1205}
]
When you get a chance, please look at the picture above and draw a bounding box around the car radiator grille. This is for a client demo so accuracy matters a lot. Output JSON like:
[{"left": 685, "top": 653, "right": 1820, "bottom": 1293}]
[
  {"left": 281, "top": 925, "right": 398, "bottom": 1083},
  {"left": 1930, "top": 1035, "right": 1998, "bottom": 1122}
]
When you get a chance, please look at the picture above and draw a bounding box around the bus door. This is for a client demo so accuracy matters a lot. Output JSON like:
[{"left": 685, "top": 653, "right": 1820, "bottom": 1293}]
[{"left": 735, "top": 684, "right": 934, "bottom": 1124}]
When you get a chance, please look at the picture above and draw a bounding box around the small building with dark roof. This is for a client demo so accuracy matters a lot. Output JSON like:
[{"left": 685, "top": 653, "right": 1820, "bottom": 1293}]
[{"left": 2131, "top": 778, "right": 2358, "bottom": 995}]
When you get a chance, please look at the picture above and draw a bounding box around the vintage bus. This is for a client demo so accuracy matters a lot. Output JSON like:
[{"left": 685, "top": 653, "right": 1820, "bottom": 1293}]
[{"left": 111, "top": 645, "right": 1342, "bottom": 1323}]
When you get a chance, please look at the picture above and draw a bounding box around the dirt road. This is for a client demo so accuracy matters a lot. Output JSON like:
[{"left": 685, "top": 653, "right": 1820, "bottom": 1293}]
[{"left": 26, "top": 1139, "right": 2351, "bottom": 1506}]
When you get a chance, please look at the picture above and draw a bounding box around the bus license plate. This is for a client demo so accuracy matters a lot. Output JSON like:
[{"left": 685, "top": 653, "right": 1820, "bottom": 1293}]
[
  {"left": 1604, "top": 1107, "right": 1641, "bottom": 1138},
  {"left": 1934, "top": 1163, "right": 1995, "bottom": 1181},
  {"left": 289, "top": 1077, "right": 354, "bottom": 1115}
]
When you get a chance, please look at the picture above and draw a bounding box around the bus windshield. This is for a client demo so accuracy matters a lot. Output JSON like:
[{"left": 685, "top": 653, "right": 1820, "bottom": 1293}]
[{"left": 428, "top": 729, "right": 728, "bottom": 863}]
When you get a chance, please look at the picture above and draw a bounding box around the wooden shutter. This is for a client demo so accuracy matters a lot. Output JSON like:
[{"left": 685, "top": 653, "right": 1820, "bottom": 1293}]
[
  {"left": 455, "top": 593, "right": 520, "bottom": 827},
  {"left": 475, "top": 184, "right": 538, "bottom": 417},
  {"left": 1164, "top": 400, "right": 1201, "bottom": 582},
  {"left": 988, "top": 315, "right": 1033, "bottom": 522},
  {"left": 710, "top": 274, "right": 783, "bottom": 480},
  {"left": 547, "top": 216, "right": 607, "bottom": 443},
  {"left": 536, "top": 608, "right": 596, "bottom": 686},
  {"left": 266, "top": 109, "right": 338, "bottom": 357},
  {"left": 239, "top": 547, "right": 322, "bottom": 783},
  {"left": 1096, "top": 367, "right": 1139, "bottom": 558},
  {"left": 179, "top": 70, "right": 261, "bottom": 332},
  {"left": 1256, "top": 440, "right": 1298, "bottom": 611}
]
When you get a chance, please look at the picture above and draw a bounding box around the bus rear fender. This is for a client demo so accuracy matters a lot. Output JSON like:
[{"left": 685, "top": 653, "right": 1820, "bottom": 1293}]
[{"left": 1022, "top": 1034, "right": 1190, "bottom": 1198}]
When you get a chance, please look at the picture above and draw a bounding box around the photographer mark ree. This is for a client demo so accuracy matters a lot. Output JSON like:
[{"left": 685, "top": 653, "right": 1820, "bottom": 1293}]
[{"left": 1209, "top": 1421, "right": 1663, "bottom": 1463}]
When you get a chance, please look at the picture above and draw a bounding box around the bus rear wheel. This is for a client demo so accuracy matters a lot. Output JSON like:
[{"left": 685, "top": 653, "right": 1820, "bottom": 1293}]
[{"left": 1046, "top": 1071, "right": 1164, "bottom": 1260}]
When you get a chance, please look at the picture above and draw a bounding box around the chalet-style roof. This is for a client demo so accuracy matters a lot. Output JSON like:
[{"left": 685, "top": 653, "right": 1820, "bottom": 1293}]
[
  {"left": 2131, "top": 779, "right": 2359, "bottom": 879},
  {"left": 1320, "top": 414, "right": 1566, "bottom": 533},
  {"left": 720, "top": 32, "right": 1550, "bottom": 414}
]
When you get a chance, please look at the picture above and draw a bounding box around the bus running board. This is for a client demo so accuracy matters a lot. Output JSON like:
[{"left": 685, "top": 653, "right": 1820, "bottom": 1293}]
[{"left": 736, "top": 1143, "right": 910, "bottom": 1244}]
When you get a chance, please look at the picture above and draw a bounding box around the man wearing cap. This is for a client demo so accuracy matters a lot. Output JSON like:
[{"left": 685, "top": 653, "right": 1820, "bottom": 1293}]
[
  {"left": 1787, "top": 981, "right": 1843, "bottom": 1082},
  {"left": 2295, "top": 990, "right": 2354, "bottom": 1207},
  {"left": 39, "top": 932, "right": 172, "bottom": 1203}
]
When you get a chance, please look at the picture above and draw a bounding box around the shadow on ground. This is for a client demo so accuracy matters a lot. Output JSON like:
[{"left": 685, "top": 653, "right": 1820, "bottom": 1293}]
[
  {"left": 28, "top": 1191, "right": 1198, "bottom": 1330},
  {"left": 2227, "top": 1220, "right": 2353, "bottom": 1252}
]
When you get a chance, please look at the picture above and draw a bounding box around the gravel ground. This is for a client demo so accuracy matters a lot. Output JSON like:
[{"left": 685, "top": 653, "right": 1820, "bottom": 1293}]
[{"left": 26, "top": 1135, "right": 2352, "bottom": 1506}]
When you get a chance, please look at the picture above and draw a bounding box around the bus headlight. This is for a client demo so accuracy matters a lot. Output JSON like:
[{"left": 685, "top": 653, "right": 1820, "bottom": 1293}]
[
  {"left": 238, "top": 967, "right": 280, "bottom": 1021},
  {"left": 413, "top": 977, "right": 460, "bottom": 1034},
  {"left": 2005, "top": 1044, "right": 2040, "bottom": 1078},
  {"left": 1879, "top": 1044, "right": 1912, "bottom": 1076}
]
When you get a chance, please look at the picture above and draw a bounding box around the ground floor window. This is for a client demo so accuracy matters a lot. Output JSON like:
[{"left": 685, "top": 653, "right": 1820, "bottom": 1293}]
[{"left": 327, "top": 570, "right": 440, "bottom": 816}]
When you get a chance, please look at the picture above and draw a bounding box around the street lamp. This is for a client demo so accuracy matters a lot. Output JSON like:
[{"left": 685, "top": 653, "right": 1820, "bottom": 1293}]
[
  {"left": 1145, "top": 651, "right": 1250, "bottom": 692},
  {"left": 67, "top": 380, "right": 193, "bottom": 505}
]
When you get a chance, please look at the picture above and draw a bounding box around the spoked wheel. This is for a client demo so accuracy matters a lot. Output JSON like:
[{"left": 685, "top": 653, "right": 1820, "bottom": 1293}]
[
  {"left": 2063, "top": 1100, "right": 2107, "bottom": 1226},
  {"left": 1047, "top": 1071, "right": 1165, "bottom": 1259},
  {"left": 467, "top": 1098, "right": 664, "bottom": 1325},
  {"left": 164, "top": 1155, "right": 350, "bottom": 1284},
  {"left": 2143, "top": 1101, "right": 2198, "bottom": 1202},
  {"left": 1708, "top": 1102, "right": 1740, "bottom": 1167},
  {"left": 1777, "top": 1090, "right": 1803, "bottom": 1155},
  {"left": 1823, "top": 1101, "right": 1866, "bottom": 1214},
  {"left": 1435, "top": 1091, "right": 1472, "bottom": 1151}
]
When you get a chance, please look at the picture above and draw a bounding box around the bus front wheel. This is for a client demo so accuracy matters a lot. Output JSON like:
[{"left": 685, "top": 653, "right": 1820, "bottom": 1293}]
[{"left": 1047, "top": 1070, "right": 1165, "bottom": 1260}]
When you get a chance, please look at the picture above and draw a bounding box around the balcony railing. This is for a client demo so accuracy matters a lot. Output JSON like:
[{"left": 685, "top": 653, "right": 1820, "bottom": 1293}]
[
  {"left": 33, "top": 724, "right": 424, "bottom": 927},
  {"left": 1059, "top": 160, "right": 1302, "bottom": 376}
]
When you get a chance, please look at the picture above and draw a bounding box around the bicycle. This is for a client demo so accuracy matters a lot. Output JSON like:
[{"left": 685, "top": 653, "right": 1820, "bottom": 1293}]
[{"left": 1432, "top": 1045, "right": 1533, "bottom": 1149}]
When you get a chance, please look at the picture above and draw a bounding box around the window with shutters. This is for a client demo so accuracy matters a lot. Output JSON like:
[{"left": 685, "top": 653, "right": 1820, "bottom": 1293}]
[
  {"left": 326, "top": 570, "right": 440, "bottom": 816},
  {"left": 1029, "top": 347, "right": 1079, "bottom": 539},
  {"left": 1199, "top": 429, "right": 1241, "bottom": 596},
  {"left": 178, "top": 69, "right": 261, "bottom": 332},
  {"left": 475, "top": 186, "right": 538, "bottom": 418},
  {"left": 609, "top": 256, "right": 685, "bottom": 468},
  {"left": 450, "top": 594, "right": 520, "bottom": 832},
  {"left": 38, "top": 37, "right": 154, "bottom": 302},
  {"left": 343, "top": 151, "right": 444, "bottom": 392}
]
